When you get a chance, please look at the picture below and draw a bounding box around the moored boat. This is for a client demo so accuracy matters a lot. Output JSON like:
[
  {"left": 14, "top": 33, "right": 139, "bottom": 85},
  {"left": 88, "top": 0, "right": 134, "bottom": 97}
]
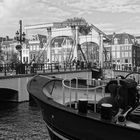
[{"left": 27, "top": 75, "right": 140, "bottom": 140}]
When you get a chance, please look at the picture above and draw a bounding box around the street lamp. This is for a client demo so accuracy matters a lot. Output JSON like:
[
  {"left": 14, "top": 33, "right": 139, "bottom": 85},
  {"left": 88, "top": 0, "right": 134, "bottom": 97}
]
[{"left": 15, "top": 20, "right": 26, "bottom": 63}]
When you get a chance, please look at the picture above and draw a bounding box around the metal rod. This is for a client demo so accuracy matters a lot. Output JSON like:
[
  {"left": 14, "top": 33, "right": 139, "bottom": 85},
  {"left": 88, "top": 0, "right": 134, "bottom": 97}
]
[
  {"left": 86, "top": 79, "right": 89, "bottom": 99},
  {"left": 75, "top": 77, "right": 78, "bottom": 109},
  {"left": 62, "top": 84, "right": 65, "bottom": 105},
  {"left": 94, "top": 89, "right": 97, "bottom": 113},
  {"left": 69, "top": 80, "right": 72, "bottom": 108}
]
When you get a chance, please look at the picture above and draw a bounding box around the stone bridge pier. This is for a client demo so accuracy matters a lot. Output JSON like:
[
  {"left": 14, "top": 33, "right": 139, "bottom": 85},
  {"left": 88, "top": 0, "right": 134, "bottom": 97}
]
[{"left": 0, "top": 76, "right": 31, "bottom": 102}]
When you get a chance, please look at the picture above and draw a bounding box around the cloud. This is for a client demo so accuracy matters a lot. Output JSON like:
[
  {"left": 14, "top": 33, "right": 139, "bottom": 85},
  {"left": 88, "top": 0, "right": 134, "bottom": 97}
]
[
  {"left": 0, "top": 0, "right": 140, "bottom": 37},
  {"left": 94, "top": 23, "right": 116, "bottom": 34},
  {"left": 0, "top": 0, "right": 71, "bottom": 21},
  {"left": 67, "top": 0, "right": 140, "bottom": 13}
]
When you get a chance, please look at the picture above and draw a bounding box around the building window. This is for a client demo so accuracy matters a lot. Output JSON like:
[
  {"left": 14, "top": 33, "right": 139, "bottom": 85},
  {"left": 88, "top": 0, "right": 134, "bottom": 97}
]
[
  {"left": 30, "top": 54, "right": 32, "bottom": 60},
  {"left": 116, "top": 46, "right": 120, "bottom": 51},
  {"left": 33, "top": 45, "right": 36, "bottom": 50},
  {"left": 26, "top": 57, "right": 28, "bottom": 63},
  {"left": 125, "top": 39, "right": 129, "bottom": 44},
  {"left": 30, "top": 45, "right": 33, "bottom": 51},
  {"left": 129, "top": 52, "right": 131, "bottom": 57},
  {"left": 112, "top": 52, "right": 115, "bottom": 58},
  {"left": 125, "top": 59, "right": 128, "bottom": 63},
  {"left": 112, "top": 46, "right": 115, "bottom": 51},
  {"left": 23, "top": 57, "right": 26, "bottom": 62},
  {"left": 55, "top": 42, "right": 59, "bottom": 48},
  {"left": 125, "top": 52, "right": 128, "bottom": 57},
  {"left": 122, "top": 52, "right": 124, "bottom": 57},
  {"left": 23, "top": 50, "right": 26, "bottom": 55},
  {"left": 114, "top": 38, "right": 118, "bottom": 44},
  {"left": 26, "top": 50, "right": 29, "bottom": 55},
  {"left": 131, "top": 39, "right": 135, "bottom": 43},
  {"left": 116, "top": 52, "right": 120, "bottom": 58}
]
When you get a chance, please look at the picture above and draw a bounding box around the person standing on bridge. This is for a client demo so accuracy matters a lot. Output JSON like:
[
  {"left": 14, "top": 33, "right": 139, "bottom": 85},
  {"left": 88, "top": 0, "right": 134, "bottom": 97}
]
[
  {"left": 72, "top": 57, "right": 77, "bottom": 70},
  {"left": 30, "top": 59, "right": 35, "bottom": 74}
]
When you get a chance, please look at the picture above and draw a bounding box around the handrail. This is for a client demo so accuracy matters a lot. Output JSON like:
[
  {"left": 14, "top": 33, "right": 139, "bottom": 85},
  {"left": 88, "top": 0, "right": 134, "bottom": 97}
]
[
  {"left": 62, "top": 77, "right": 107, "bottom": 112},
  {"left": 62, "top": 78, "right": 106, "bottom": 91}
]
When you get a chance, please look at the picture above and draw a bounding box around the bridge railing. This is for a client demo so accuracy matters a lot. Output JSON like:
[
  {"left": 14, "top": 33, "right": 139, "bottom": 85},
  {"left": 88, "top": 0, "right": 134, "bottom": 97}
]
[{"left": 0, "top": 62, "right": 99, "bottom": 76}]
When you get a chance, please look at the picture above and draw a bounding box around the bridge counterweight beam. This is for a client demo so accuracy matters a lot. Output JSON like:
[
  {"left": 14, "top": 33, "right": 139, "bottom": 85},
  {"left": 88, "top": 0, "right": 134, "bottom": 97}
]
[{"left": 99, "top": 34, "right": 103, "bottom": 68}]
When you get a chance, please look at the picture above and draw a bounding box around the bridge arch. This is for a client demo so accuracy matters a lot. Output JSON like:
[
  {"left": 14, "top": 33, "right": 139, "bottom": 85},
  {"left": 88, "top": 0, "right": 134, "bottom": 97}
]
[
  {"left": 49, "top": 36, "right": 100, "bottom": 64},
  {"left": 0, "top": 88, "right": 18, "bottom": 102},
  {"left": 50, "top": 35, "right": 75, "bottom": 63},
  {"left": 78, "top": 41, "right": 99, "bottom": 64},
  {"left": 51, "top": 35, "right": 74, "bottom": 46}
]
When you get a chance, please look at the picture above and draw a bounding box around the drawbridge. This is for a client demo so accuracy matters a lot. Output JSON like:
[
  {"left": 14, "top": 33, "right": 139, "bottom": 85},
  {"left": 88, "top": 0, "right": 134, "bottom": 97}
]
[{"left": 25, "top": 21, "right": 110, "bottom": 68}]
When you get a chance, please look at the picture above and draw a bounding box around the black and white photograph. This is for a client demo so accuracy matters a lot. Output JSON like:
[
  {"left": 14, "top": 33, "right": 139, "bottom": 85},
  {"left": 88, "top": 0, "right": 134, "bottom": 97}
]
[{"left": 0, "top": 0, "right": 140, "bottom": 139}]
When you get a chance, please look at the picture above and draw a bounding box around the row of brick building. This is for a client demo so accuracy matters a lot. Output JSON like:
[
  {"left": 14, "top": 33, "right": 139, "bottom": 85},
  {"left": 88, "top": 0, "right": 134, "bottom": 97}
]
[
  {"left": 0, "top": 31, "right": 140, "bottom": 71},
  {"left": 104, "top": 33, "right": 140, "bottom": 71}
]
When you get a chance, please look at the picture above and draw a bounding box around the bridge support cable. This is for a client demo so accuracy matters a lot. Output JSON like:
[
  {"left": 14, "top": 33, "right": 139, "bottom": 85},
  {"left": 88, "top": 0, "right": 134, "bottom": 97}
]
[
  {"left": 67, "top": 43, "right": 75, "bottom": 64},
  {"left": 33, "top": 37, "right": 52, "bottom": 64},
  {"left": 90, "top": 24, "right": 110, "bottom": 41},
  {"left": 65, "top": 38, "right": 76, "bottom": 65},
  {"left": 61, "top": 37, "right": 67, "bottom": 63},
  {"left": 90, "top": 24, "right": 111, "bottom": 69},
  {"left": 77, "top": 44, "right": 88, "bottom": 65}
]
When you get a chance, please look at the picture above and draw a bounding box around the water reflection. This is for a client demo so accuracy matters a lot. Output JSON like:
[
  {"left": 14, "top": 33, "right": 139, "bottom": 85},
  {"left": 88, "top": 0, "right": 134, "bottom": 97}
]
[{"left": 0, "top": 101, "right": 50, "bottom": 140}]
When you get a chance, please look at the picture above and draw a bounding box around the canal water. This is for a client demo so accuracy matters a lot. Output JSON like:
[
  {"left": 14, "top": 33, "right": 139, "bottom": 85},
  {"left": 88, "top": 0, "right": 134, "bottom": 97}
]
[{"left": 0, "top": 101, "right": 50, "bottom": 140}]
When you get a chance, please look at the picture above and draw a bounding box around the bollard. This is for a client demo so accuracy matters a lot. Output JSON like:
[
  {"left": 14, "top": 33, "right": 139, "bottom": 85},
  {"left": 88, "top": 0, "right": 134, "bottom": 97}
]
[
  {"left": 78, "top": 99, "right": 88, "bottom": 114},
  {"left": 101, "top": 103, "right": 112, "bottom": 120}
]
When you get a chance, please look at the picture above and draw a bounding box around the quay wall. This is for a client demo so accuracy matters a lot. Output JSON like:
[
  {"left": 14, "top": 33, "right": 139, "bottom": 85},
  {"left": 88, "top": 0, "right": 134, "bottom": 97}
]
[{"left": 106, "top": 70, "right": 140, "bottom": 84}]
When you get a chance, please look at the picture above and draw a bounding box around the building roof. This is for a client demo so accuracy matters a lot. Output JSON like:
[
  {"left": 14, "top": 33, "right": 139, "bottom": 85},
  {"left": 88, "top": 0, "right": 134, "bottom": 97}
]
[
  {"left": 107, "top": 32, "right": 135, "bottom": 45},
  {"left": 0, "top": 37, "right": 13, "bottom": 42},
  {"left": 135, "top": 36, "right": 140, "bottom": 39},
  {"left": 1, "top": 40, "right": 16, "bottom": 46}
]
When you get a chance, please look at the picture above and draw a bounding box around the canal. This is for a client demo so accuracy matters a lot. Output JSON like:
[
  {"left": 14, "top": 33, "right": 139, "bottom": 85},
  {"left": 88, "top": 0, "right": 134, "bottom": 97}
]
[{"left": 0, "top": 101, "right": 50, "bottom": 140}]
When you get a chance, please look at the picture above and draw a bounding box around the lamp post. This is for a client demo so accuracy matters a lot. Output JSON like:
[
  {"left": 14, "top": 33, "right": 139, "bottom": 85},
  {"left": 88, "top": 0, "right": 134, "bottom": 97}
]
[{"left": 15, "top": 20, "right": 26, "bottom": 63}]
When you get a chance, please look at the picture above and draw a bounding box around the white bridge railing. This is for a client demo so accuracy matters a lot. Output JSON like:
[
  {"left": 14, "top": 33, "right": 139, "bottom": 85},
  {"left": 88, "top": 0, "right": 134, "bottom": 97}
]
[{"left": 62, "top": 78, "right": 109, "bottom": 112}]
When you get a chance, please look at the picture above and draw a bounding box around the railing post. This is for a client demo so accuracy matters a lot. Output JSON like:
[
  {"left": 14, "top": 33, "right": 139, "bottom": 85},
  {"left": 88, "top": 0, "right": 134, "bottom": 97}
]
[
  {"left": 70, "top": 63, "right": 71, "bottom": 71},
  {"left": 57, "top": 62, "right": 59, "bottom": 72},
  {"left": 62, "top": 82, "right": 65, "bottom": 105},
  {"left": 43, "top": 63, "right": 45, "bottom": 73},
  {"left": 102, "top": 86, "right": 105, "bottom": 97},
  {"left": 86, "top": 79, "right": 89, "bottom": 99},
  {"left": 64, "top": 62, "right": 66, "bottom": 71},
  {"left": 69, "top": 80, "right": 72, "bottom": 108},
  {"left": 51, "top": 63, "right": 52, "bottom": 72},
  {"left": 4, "top": 64, "right": 7, "bottom": 76},
  {"left": 75, "top": 77, "right": 78, "bottom": 109},
  {"left": 94, "top": 89, "right": 97, "bottom": 113}
]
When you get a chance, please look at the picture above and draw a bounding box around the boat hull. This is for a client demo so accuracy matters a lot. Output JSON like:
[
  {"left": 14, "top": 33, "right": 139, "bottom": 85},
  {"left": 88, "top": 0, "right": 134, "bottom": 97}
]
[
  {"left": 27, "top": 75, "right": 140, "bottom": 140},
  {"left": 30, "top": 94, "right": 140, "bottom": 140}
]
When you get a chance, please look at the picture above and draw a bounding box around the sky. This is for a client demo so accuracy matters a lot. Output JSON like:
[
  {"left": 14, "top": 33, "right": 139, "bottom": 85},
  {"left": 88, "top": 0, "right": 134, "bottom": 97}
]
[{"left": 1, "top": 0, "right": 140, "bottom": 38}]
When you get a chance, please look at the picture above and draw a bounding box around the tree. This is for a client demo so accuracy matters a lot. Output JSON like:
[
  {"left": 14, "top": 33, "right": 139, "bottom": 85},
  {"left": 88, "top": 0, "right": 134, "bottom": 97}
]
[
  {"left": 0, "top": 48, "right": 5, "bottom": 64},
  {"left": 64, "top": 17, "right": 91, "bottom": 35},
  {"left": 78, "top": 25, "right": 92, "bottom": 35},
  {"left": 10, "top": 52, "right": 18, "bottom": 63},
  {"left": 63, "top": 17, "right": 87, "bottom": 25}
]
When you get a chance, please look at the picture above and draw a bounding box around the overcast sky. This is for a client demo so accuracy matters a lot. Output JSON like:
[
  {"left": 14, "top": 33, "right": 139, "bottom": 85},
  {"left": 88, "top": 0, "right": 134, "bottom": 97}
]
[{"left": 0, "top": 0, "right": 140, "bottom": 38}]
